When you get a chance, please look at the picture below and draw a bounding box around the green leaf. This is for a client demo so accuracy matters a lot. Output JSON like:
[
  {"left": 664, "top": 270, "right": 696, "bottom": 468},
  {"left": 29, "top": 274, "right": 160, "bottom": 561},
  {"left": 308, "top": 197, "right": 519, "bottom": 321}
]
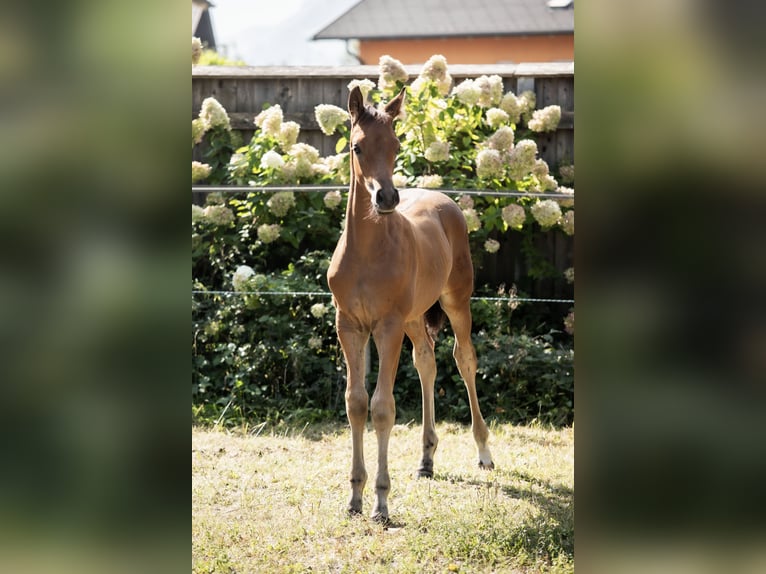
[{"left": 335, "top": 136, "right": 348, "bottom": 154}]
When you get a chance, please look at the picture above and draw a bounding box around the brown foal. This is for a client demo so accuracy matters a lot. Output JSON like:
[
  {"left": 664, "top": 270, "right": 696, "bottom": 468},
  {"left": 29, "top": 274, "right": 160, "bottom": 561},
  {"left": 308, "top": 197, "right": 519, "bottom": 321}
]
[{"left": 327, "top": 86, "right": 494, "bottom": 522}]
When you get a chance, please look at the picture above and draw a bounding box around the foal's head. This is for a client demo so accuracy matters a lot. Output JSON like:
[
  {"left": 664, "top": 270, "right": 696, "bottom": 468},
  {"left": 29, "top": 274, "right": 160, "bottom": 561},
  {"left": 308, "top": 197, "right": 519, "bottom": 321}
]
[{"left": 347, "top": 86, "right": 405, "bottom": 214}]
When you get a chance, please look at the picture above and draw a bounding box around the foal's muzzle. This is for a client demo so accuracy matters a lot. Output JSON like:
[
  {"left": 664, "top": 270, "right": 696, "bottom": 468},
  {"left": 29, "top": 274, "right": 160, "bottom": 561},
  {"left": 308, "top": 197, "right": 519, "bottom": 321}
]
[{"left": 374, "top": 186, "right": 400, "bottom": 214}]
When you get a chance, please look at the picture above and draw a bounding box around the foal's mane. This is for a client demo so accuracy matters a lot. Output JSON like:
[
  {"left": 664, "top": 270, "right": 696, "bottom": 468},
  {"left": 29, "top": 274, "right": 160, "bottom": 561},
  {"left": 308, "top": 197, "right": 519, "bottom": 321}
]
[{"left": 355, "top": 103, "right": 394, "bottom": 126}]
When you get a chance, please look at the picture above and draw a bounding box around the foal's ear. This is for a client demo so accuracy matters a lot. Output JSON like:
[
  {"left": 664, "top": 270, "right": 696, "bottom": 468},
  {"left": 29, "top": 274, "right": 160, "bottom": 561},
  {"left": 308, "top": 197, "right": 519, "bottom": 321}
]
[
  {"left": 383, "top": 87, "right": 406, "bottom": 120},
  {"left": 348, "top": 86, "right": 364, "bottom": 124}
]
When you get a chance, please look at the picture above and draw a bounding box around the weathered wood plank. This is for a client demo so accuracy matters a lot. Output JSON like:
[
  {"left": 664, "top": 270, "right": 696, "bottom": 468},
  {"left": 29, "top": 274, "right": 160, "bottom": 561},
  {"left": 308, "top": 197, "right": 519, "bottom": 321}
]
[
  {"left": 193, "top": 64, "right": 574, "bottom": 165},
  {"left": 192, "top": 62, "right": 573, "bottom": 80}
]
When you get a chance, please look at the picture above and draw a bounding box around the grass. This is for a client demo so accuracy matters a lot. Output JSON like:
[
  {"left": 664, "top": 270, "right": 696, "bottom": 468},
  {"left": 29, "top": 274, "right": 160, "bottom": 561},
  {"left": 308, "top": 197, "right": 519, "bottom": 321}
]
[{"left": 192, "top": 420, "right": 573, "bottom": 573}]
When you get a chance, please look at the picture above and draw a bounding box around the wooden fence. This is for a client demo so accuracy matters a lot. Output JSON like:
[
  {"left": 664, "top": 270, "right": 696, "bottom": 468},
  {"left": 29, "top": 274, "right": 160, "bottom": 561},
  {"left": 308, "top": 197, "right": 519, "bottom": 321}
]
[
  {"left": 192, "top": 63, "right": 574, "bottom": 303},
  {"left": 192, "top": 63, "right": 573, "bottom": 167}
]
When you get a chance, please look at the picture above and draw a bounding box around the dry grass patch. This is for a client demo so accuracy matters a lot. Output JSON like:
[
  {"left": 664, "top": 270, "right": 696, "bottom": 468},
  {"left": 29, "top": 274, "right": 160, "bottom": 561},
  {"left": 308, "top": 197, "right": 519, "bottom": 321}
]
[{"left": 193, "top": 422, "right": 573, "bottom": 573}]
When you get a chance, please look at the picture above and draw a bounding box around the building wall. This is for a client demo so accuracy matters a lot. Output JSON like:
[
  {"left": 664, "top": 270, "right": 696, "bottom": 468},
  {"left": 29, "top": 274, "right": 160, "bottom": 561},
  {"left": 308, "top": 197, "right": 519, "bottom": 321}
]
[{"left": 358, "top": 35, "right": 573, "bottom": 65}]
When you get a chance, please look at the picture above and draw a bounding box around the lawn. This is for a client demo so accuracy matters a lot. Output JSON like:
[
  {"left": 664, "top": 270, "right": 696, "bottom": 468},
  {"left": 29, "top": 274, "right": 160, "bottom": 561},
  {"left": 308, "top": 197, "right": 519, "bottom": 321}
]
[{"left": 192, "top": 421, "right": 573, "bottom": 573}]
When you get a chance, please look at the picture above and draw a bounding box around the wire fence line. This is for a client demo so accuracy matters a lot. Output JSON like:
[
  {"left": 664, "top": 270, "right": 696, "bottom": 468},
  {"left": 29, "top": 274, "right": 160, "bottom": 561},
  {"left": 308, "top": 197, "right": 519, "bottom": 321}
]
[
  {"left": 191, "top": 289, "right": 574, "bottom": 305},
  {"left": 192, "top": 185, "right": 574, "bottom": 201},
  {"left": 192, "top": 185, "right": 574, "bottom": 307}
]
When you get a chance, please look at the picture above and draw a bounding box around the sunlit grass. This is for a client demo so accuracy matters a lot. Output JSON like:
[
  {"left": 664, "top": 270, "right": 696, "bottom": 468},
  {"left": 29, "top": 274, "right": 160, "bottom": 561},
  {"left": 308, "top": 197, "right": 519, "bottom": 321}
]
[{"left": 193, "top": 421, "right": 573, "bottom": 573}]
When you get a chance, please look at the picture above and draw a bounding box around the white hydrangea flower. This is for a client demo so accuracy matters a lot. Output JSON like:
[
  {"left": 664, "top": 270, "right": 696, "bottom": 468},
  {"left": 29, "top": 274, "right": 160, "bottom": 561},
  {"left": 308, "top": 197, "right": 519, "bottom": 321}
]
[
  {"left": 502, "top": 203, "right": 526, "bottom": 229},
  {"left": 266, "top": 191, "right": 295, "bottom": 217},
  {"left": 559, "top": 164, "right": 575, "bottom": 184},
  {"left": 487, "top": 75, "right": 504, "bottom": 105},
  {"left": 192, "top": 161, "right": 212, "bottom": 183},
  {"left": 260, "top": 150, "right": 285, "bottom": 170},
  {"left": 205, "top": 192, "right": 224, "bottom": 205},
  {"left": 485, "top": 107, "right": 510, "bottom": 128},
  {"left": 232, "top": 265, "right": 255, "bottom": 292},
  {"left": 484, "top": 239, "right": 500, "bottom": 254},
  {"left": 392, "top": 173, "right": 409, "bottom": 188},
  {"left": 564, "top": 310, "right": 574, "bottom": 335},
  {"left": 254, "top": 105, "right": 283, "bottom": 137},
  {"left": 192, "top": 37, "right": 202, "bottom": 65},
  {"left": 540, "top": 174, "right": 559, "bottom": 192},
  {"left": 435, "top": 75, "right": 453, "bottom": 96},
  {"left": 462, "top": 208, "right": 482, "bottom": 232},
  {"left": 404, "top": 129, "right": 419, "bottom": 145},
  {"left": 323, "top": 190, "right": 343, "bottom": 209},
  {"left": 279, "top": 162, "right": 297, "bottom": 184},
  {"left": 557, "top": 186, "right": 575, "bottom": 207},
  {"left": 474, "top": 75, "right": 503, "bottom": 108},
  {"left": 532, "top": 158, "right": 549, "bottom": 180},
  {"left": 310, "top": 303, "right": 328, "bottom": 318},
  {"left": 192, "top": 118, "right": 206, "bottom": 146},
  {"left": 530, "top": 199, "right": 562, "bottom": 228},
  {"left": 457, "top": 195, "right": 474, "bottom": 209},
  {"left": 424, "top": 98, "right": 448, "bottom": 123},
  {"left": 288, "top": 143, "right": 321, "bottom": 179},
  {"left": 560, "top": 210, "right": 574, "bottom": 235},
  {"left": 415, "top": 174, "right": 443, "bottom": 189},
  {"left": 517, "top": 90, "right": 537, "bottom": 121},
  {"left": 420, "top": 54, "right": 448, "bottom": 80},
  {"left": 563, "top": 267, "right": 575, "bottom": 284},
  {"left": 424, "top": 141, "right": 450, "bottom": 162},
  {"left": 315, "top": 104, "right": 349, "bottom": 136},
  {"left": 319, "top": 153, "right": 349, "bottom": 183},
  {"left": 202, "top": 205, "right": 235, "bottom": 226},
  {"left": 507, "top": 139, "right": 538, "bottom": 180},
  {"left": 473, "top": 75, "right": 493, "bottom": 108},
  {"left": 409, "top": 76, "right": 429, "bottom": 96},
  {"left": 347, "top": 79, "right": 376, "bottom": 101},
  {"left": 499, "top": 92, "right": 522, "bottom": 124},
  {"left": 192, "top": 204, "right": 205, "bottom": 223},
  {"left": 452, "top": 79, "right": 481, "bottom": 106},
  {"left": 419, "top": 54, "right": 452, "bottom": 95},
  {"left": 257, "top": 223, "right": 281, "bottom": 243},
  {"left": 487, "top": 126, "right": 514, "bottom": 153},
  {"left": 528, "top": 105, "right": 562, "bottom": 132},
  {"left": 278, "top": 121, "right": 300, "bottom": 149},
  {"left": 228, "top": 153, "right": 249, "bottom": 179},
  {"left": 476, "top": 148, "right": 504, "bottom": 180},
  {"left": 199, "top": 97, "right": 231, "bottom": 131},
  {"left": 378, "top": 55, "right": 408, "bottom": 92},
  {"left": 308, "top": 336, "right": 323, "bottom": 350},
  {"left": 312, "top": 162, "right": 330, "bottom": 177}
]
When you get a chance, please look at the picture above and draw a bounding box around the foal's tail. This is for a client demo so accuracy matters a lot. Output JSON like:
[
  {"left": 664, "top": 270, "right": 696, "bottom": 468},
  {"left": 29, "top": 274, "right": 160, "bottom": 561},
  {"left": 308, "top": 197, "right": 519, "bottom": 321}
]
[{"left": 424, "top": 301, "right": 446, "bottom": 340}]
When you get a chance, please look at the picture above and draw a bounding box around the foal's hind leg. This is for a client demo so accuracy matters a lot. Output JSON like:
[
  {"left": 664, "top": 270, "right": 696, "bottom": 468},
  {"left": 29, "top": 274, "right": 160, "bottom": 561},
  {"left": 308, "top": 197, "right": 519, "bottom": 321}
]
[
  {"left": 441, "top": 298, "right": 494, "bottom": 470},
  {"left": 405, "top": 319, "right": 439, "bottom": 478}
]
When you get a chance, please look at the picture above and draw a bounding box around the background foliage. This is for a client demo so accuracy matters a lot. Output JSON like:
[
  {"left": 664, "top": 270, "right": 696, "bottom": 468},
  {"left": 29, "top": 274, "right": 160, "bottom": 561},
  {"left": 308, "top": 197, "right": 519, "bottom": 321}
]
[{"left": 192, "top": 53, "right": 574, "bottom": 428}]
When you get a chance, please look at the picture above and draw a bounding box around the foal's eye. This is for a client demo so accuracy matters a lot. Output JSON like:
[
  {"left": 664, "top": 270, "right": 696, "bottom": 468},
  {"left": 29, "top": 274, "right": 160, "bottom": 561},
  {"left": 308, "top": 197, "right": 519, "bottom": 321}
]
[{"left": 351, "top": 143, "right": 361, "bottom": 155}]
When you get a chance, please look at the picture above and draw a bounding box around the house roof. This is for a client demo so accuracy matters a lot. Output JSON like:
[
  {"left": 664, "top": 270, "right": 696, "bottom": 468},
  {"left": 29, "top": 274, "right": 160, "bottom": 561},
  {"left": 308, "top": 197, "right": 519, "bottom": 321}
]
[
  {"left": 313, "top": 0, "right": 573, "bottom": 41},
  {"left": 192, "top": 1, "right": 214, "bottom": 36}
]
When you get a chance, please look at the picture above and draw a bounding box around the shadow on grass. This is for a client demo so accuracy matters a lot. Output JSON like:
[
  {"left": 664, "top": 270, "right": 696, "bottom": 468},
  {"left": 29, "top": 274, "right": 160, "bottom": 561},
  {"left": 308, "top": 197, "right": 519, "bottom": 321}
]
[{"left": 432, "top": 468, "right": 574, "bottom": 558}]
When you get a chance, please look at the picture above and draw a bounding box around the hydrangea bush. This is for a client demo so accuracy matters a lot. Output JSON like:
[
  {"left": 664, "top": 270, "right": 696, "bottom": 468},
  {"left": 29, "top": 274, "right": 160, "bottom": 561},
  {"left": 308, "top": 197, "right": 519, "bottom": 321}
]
[{"left": 192, "top": 53, "right": 574, "bottom": 427}]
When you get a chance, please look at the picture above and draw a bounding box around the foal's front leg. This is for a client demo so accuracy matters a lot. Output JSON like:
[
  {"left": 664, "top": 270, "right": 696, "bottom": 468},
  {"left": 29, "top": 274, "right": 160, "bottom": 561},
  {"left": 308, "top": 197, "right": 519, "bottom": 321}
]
[
  {"left": 370, "top": 320, "right": 405, "bottom": 522},
  {"left": 337, "top": 314, "right": 370, "bottom": 515}
]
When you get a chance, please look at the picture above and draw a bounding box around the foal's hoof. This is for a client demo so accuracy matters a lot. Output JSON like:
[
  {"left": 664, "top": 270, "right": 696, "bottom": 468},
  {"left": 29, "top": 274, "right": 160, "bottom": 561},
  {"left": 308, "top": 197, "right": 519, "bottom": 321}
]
[
  {"left": 347, "top": 505, "right": 363, "bottom": 517},
  {"left": 479, "top": 460, "right": 495, "bottom": 471},
  {"left": 371, "top": 511, "right": 391, "bottom": 526},
  {"left": 417, "top": 465, "right": 434, "bottom": 479}
]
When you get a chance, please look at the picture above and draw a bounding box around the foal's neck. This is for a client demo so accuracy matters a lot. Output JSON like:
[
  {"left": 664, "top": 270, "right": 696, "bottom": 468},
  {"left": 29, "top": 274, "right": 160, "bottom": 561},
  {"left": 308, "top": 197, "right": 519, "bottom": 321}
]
[
  {"left": 344, "top": 174, "right": 373, "bottom": 224},
  {"left": 343, "top": 174, "right": 399, "bottom": 252}
]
